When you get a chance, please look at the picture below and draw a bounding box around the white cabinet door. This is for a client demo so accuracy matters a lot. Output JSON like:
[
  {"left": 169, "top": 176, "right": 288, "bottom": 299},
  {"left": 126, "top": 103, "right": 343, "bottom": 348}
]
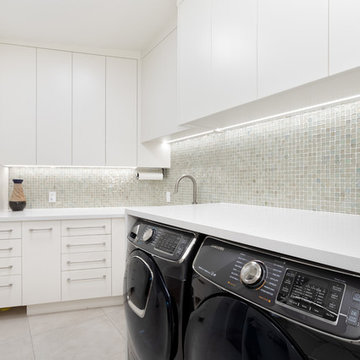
[
  {"left": 37, "top": 49, "right": 72, "bottom": 165},
  {"left": 22, "top": 221, "right": 61, "bottom": 305},
  {"left": 73, "top": 53, "right": 106, "bottom": 166},
  {"left": 0, "top": 44, "right": 36, "bottom": 165},
  {"left": 178, "top": 0, "right": 212, "bottom": 125},
  {"left": 106, "top": 57, "right": 137, "bottom": 166},
  {"left": 141, "top": 30, "right": 182, "bottom": 142},
  {"left": 329, "top": 0, "right": 360, "bottom": 75},
  {"left": 212, "top": 0, "right": 257, "bottom": 112},
  {"left": 111, "top": 218, "right": 126, "bottom": 296},
  {"left": 258, "top": 0, "right": 328, "bottom": 98}
]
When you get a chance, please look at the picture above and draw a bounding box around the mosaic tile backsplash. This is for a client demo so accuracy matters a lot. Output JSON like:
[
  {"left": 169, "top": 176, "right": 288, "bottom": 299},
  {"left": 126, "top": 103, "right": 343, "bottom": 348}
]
[{"left": 8, "top": 101, "right": 360, "bottom": 214}]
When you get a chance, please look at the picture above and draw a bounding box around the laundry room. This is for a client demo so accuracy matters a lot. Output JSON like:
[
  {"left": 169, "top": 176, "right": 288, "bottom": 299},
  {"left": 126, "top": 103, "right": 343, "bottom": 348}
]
[{"left": 0, "top": 0, "right": 359, "bottom": 359}]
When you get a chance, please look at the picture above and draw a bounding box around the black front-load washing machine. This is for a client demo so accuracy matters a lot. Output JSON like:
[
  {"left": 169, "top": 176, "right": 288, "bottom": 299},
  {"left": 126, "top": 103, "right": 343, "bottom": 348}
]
[
  {"left": 124, "top": 219, "right": 200, "bottom": 360},
  {"left": 184, "top": 236, "right": 360, "bottom": 360}
]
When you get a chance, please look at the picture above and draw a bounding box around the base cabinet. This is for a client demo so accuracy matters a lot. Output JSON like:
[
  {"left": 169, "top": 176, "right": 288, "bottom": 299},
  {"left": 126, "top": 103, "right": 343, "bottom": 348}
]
[{"left": 22, "top": 221, "right": 61, "bottom": 305}]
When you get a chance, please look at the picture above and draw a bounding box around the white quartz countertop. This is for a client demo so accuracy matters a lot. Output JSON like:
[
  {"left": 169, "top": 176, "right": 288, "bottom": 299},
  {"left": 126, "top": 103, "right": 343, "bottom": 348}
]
[
  {"left": 0, "top": 207, "right": 126, "bottom": 221},
  {"left": 126, "top": 203, "right": 360, "bottom": 274}
]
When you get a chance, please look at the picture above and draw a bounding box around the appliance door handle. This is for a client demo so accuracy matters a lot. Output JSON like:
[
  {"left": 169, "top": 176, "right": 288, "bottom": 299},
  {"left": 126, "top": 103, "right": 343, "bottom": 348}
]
[{"left": 127, "top": 296, "right": 147, "bottom": 318}]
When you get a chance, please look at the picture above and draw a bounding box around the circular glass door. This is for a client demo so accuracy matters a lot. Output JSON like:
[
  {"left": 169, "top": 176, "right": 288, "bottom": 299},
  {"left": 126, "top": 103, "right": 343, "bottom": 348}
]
[
  {"left": 184, "top": 295, "right": 305, "bottom": 360},
  {"left": 125, "top": 250, "right": 175, "bottom": 360}
]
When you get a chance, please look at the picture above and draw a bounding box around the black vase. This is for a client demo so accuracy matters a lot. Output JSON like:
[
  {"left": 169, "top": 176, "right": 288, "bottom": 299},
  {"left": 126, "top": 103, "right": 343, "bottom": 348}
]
[{"left": 9, "top": 179, "right": 26, "bottom": 212}]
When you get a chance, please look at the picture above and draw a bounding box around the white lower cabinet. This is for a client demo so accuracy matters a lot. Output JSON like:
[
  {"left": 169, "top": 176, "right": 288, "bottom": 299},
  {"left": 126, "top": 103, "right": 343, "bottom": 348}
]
[
  {"left": 0, "top": 216, "right": 126, "bottom": 309},
  {"left": 22, "top": 221, "right": 61, "bottom": 305},
  {"left": 62, "top": 268, "right": 112, "bottom": 301},
  {"left": 0, "top": 275, "right": 22, "bottom": 307}
]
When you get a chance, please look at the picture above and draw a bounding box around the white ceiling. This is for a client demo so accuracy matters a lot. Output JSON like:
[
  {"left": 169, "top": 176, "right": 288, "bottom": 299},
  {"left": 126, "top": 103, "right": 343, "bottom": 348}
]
[{"left": 0, "top": 0, "right": 177, "bottom": 52}]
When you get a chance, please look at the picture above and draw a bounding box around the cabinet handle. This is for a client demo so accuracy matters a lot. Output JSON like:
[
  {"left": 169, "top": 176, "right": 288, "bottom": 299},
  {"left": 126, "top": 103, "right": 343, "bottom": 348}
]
[
  {"left": 0, "top": 283, "right": 13, "bottom": 288},
  {"left": 66, "top": 242, "right": 106, "bottom": 248},
  {"left": 66, "top": 225, "right": 106, "bottom": 230},
  {"left": 66, "top": 259, "right": 106, "bottom": 265},
  {"left": 0, "top": 247, "right": 13, "bottom": 252},
  {"left": 0, "top": 229, "right": 13, "bottom": 233},
  {"left": 29, "top": 227, "right": 53, "bottom": 231},
  {"left": 0, "top": 265, "right": 13, "bottom": 270},
  {"left": 67, "top": 275, "right": 106, "bottom": 282}
]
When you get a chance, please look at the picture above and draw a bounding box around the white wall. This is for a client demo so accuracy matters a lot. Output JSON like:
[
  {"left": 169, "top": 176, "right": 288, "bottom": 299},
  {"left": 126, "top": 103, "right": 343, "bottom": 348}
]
[{"left": 0, "top": 166, "right": 8, "bottom": 210}]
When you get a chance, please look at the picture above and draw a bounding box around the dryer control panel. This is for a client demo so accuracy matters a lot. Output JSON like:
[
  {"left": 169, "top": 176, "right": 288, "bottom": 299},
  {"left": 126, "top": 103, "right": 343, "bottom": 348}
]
[
  {"left": 128, "top": 220, "right": 197, "bottom": 262},
  {"left": 193, "top": 236, "right": 360, "bottom": 341}
]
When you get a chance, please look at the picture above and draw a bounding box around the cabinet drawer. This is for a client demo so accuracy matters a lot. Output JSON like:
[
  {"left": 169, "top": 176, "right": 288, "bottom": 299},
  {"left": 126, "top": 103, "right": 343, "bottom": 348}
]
[
  {"left": 0, "top": 275, "right": 22, "bottom": 308},
  {"left": 62, "top": 235, "right": 111, "bottom": 253},
  {"left": 61, "top": 219, "right": 111, "bottom": 237},
  {"left": 0, "top": 239, "right": 21, "bottom": 258},
  {"left": 62, "top": 251, "right": 111, "bottom": 271},
  {"left": 62, "top": 268, "right": 111, "bottom": 301},
  {"left": 0, "top": 222, "right": 21, "bottom": 240},
  {"left": 0, "top": 257, "right": 21, "bottom": 276}
]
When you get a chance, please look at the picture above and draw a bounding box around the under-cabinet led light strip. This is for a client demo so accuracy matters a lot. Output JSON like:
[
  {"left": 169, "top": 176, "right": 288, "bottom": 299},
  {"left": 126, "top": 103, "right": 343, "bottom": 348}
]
[
  {"left": 166, "top": 94, "right": 360, "bottom": 144},
  {"left": 5, "top": 165, "right": 137, "bottom": 169}
]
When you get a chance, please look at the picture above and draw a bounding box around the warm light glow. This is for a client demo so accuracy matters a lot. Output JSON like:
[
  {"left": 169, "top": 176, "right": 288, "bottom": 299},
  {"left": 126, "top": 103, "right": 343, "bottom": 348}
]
[{"left": 166, "top": 94, "right": 360, "bottom": 144}]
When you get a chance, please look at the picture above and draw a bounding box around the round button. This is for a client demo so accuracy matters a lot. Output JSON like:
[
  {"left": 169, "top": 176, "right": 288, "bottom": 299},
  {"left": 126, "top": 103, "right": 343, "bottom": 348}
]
[
  {"left": 142, "top": 228, "right": 154, "bottom": 242},
  {"left": 240, "top": 261, "right": 265, "bottom": 288}
]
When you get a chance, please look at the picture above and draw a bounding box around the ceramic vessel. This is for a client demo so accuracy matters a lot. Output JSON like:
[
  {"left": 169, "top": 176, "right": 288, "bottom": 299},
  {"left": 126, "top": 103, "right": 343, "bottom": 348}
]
[{"left": 9, "top": 179, "right": 26, "bottom": 211}]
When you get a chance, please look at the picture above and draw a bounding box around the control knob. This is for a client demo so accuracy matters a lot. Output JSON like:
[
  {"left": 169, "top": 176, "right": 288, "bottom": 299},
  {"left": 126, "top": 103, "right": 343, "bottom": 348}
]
[
  {"left": 240, "top": 261, "right": 266, "bottom": 288},
  {"left": 142, "top": 228, "right": 154, "bottom": 242}
]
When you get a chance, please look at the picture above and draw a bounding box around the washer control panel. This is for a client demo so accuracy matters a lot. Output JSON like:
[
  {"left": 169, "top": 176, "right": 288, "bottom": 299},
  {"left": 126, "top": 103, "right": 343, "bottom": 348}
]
[
  {"left": 128, "top": 220, "right": 197, "bottom": 262},
  {"left": 276, "top": 270, "right": 345, "bottom": 324},
  {"left": 193, "top": 236, "right": 360, "bottom": 341}
]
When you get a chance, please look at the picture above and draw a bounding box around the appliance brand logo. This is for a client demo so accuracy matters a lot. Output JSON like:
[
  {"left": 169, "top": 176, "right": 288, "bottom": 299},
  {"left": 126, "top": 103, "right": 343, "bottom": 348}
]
[{"left": 210, "top": 245, "right": 224, "bottom": 251}]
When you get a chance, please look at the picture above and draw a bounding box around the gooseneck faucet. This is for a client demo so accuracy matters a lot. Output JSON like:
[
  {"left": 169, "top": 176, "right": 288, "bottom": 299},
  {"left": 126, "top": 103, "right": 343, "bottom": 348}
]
[{"left": 174, "top": 175, "right": 198, "bottom": 204}]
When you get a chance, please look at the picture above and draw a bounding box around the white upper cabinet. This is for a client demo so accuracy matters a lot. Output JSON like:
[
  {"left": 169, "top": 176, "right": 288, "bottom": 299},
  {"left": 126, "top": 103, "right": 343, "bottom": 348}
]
[
  {"left": 37, "top": 49, "right": 72, "bottom": 165},
  {"left": 329, "top": 0, "right": 360, "bottom": 75},
  {"left": 106, "top": 57, "right": 137, "bottom": 167},
  {"left": 141, "top": 30, "right": 181, "bottom": 142},
  {"left": 73, "top": 53, "right": 106, "bottom": 166},
  {"left": 211, "top": 0, "right": 257, "bottom": 112},
  {"left": 0, "top": 44, "right": 36, "bottom": 165},
  {"left": 178, "top": 0, "right": 212, "bottom": 125},
  {"left": 258, "top": 0, "right": 328, "bottom": 98},
  {"left": 178, "top": 0, "right": 258, "bottom": 125}
]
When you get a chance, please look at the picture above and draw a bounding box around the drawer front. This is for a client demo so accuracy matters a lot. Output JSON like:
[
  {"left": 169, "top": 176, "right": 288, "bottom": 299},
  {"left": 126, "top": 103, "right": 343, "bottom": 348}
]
[
  {"left": 0, "top": 275, "right": 22, "bottom": 308},
  {"left": 0, "top": 222, "right": 21, "bottom": 240},
  {"left": 62, "top": 268, "right": 111, "bottom": 301},
  {"left": 61, "top": 219, "right": 111, "bottom": 237},
  {"left": 62, "top": 235, "right": 111, "bottom": 253},
  {"left": 0, "top": 257, "right": 21, "bottom": 276},
  {"left": 0, "top": 239, "right": 21, "bottom": 258},
  {"left": 62, "top": 251, "right": 111, "bottom": 271}
]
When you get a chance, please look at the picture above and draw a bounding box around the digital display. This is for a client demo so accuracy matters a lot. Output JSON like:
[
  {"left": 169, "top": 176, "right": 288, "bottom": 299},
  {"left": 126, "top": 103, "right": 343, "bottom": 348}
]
[{"left": 277, "top": 270, "right": 345, "bottom": 322}]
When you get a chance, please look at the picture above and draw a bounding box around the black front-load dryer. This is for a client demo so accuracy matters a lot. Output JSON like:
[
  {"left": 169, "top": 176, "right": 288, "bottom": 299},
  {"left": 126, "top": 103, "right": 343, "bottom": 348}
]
[
  {"left": 185, "top": 237, "right": 360, "bottom": 360},
  {"left": 124, "top": 219, "right": 199, "bottom": 360}
]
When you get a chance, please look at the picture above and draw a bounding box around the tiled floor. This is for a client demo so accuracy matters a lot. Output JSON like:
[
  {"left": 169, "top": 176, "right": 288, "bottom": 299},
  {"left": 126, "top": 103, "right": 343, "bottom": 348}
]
[{"left": 0, "top": 306, "right": 127, "bottom": 360}]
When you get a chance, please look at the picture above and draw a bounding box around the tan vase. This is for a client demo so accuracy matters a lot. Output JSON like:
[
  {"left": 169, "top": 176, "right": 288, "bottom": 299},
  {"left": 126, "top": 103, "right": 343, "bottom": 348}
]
[{"left": 9, "top": 179, "right": 26, "bottom": 211}]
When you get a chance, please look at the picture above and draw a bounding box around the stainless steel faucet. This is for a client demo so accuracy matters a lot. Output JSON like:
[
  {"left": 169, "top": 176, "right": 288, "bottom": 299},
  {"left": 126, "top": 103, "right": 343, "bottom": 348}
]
[{"left": 174, "top": 174, "right": 198, "bottom": 204}]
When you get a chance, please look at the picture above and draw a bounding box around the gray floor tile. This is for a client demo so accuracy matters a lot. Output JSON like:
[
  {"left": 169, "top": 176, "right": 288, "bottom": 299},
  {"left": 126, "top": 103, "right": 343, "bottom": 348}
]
[
  {"left": 28, "top": 307, "right": 104, "bottom": 336},
  {"left": 102, "top": 306, "right": 127, "bottom": 339},
  {"left": 32, "top": 314, "right": 125, "bottom": 360}
]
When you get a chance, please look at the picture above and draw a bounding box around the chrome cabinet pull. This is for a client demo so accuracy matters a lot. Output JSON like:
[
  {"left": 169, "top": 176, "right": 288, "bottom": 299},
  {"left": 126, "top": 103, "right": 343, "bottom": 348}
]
[
  {"left": 0, "top": 229, "right": 13, "bottom": 233},
  {"left": 0, "top": 265, "right": 13, "bottom": 270},
  {"left": 66, "top": 259, "right": 106, "bottom": 265},
  {"left": 67, "top": 275, "right": 106, "bottom": 282},
  {"left": 66, "top": 242, "right": 106, "bottom": 248},
  {"left": 66, "top": 225, "right": 106, "bottom": 230},
  {"left": 0, "top": 283, "right": 13, "bottom": 288},
  {"left": 29, "top": 227, "right": 53, "bottom": 231},
  {"left": 0, "top": 247, "right": 13, "bottom": 252}
]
